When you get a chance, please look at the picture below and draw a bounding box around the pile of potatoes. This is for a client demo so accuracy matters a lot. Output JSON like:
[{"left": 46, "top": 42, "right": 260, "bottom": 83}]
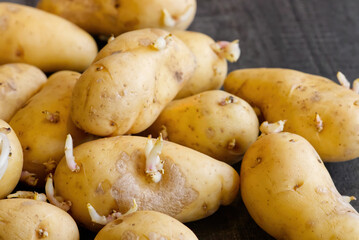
[{"left": 0, "top": 1, "right": 358, "bottom": 240}]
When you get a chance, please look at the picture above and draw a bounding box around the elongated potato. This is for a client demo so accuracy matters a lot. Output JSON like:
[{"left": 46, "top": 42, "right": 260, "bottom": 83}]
[
  {"left": 53, "top": 136, "right": 239, "bottom": 231},
  {"left": 145, "top": 90, "right": 259, "bottom": 164},
  {"left": 37, "top": 0, "right": 196, "bottom": 36},
  {"left": 71, "top": 29, "right": 196, "bottom": 136},
  {"left": 0, "top": 3, "right": 97, "bottom": 72},
  {"left": 0, "top": 120, "right": 22, "bottom": 199},
  {"left": 224, "top": 68, "right": 359, "bottom": 162},
  {"left": 95, "top": 211, "right": 198, "bottom": 240},
  {"left": 0, "top": 63, "right": 47, "bottom": 122},
  {"left": 10, "top": 71, "right": 93, "bottom": 186},
  {"left": 241, "top": 132, "right": 359, "bottom": 239},
  {"left": 0, "top": 199, "right": 79, "bottom": 240}
]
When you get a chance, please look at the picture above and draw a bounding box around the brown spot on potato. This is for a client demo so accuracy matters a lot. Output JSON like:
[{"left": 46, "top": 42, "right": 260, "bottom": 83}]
[
  {"left": 174, "top": 71, "right": 184, "bottom": 82},
  {"left": 206, "top": 127, "right": 215, "bottom": 138},
  {"left": 354, "top": 100, "right": 359, "bottom": 106},
  {"left": 25, "top": 146, "right": 31, "bottom": 151},
  {"left": 96, "top": 65, "right": 104, "bottom": 71},
  {"left": 310, "top": 91, "right": 321, "bottom": 102},
  {"left": 15, "top": 45, "right": 24, "bottom": 58},
  {"left": 124, "top": 19, "right": 140, "bottom": 28},
  {"left": 293, "top": 181, "right": 304, "bottom": 191},
  {"left": 112, "top": 218, "right": 124, "bottom": 225},
  {"left": 289, "top": 139, "right": 296, "bottom": 142},
  {"left": 42, "top": 110, "right": 60, "bottom": 123}
]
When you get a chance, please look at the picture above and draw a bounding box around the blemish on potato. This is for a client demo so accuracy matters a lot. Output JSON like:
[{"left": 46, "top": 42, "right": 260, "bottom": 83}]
[
  {"left": 206, "top": 127, "right": 215, "bottom": 138},
  {"left": 15, "top": 45, "right": 24, "bottom": 58},
  {"left": 42, "top": 110, "right": 60, "bottom": 123},
  {"left": 96, "top": 65, "right": 104, "bottom": 71},
  {"left": 354, "top": 100, "right": 359, "bottom": 106},
  {"left": 293, "top": 181, "right": 304, "bottom": 191},
  {"left": 121, "top": 230, "right": 139, "bottom": 240},
  {"left": 112, "top": 218, "right": 124, "bottom": 225},
  {"left": 36, "top": 228, "right": 48, "bottom": 238},
  {"left": 289, "top": 139, "right": 296, "bottom": 142},
  {"left": 218, "top": 96, "right": 237, "bottom": 106},
  {"left": 174, "top": 71, "right": 184, "bottom": 82},
  {"left": 124, "top": 19, "right": 140, "bottom": 28}
]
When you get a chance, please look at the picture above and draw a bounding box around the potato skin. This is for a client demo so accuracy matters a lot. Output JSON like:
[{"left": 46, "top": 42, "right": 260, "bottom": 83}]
[
  {"left": 224, "top": 68, "right": 359, "bottom": 162},
  {"left": 241, "top": 132, "right": 359, "bottom": 240},
  {"left": 172, "top": 31, "right": 228, "bottom": 99},
  {"left": 0, "top": 63, "right": 47, "bottom": 122},
  {"left": 0, "top": 199, "right": 79, "bottom": 240},
  {"left": 0, "top": 120, "right": 23, "bottom": 199},
  {"left": 71, "top": 29, "right": 196, "bottom": 136},
  {"left": 146, "top": 90, "right": 259, "bottom": 164},
  {"left": 95, "top": 211, "right": 198, "bottom": 240},
  {"left": 10, "top": 71, "right": 93, "bottom": 186},
  {"left": 0, "top": 3, "right": 97, "bottom": 72},
  {"left": 37, "top": 0, "right": 196, "bottom": 36},
  {"left": 54, "top": 136, "right": 239, "bottom": 231}
]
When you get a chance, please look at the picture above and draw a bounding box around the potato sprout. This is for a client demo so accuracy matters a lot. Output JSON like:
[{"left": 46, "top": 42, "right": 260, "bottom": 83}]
[
  {"left": 337, "top": 71, "right": 350, "bottom": 89},
  {"left": 45, "top": 173, "right": 72, "bottom": 211},
  {"left": 7, "top": 191, "right": 47, "bottom": 202},
  {"left": 0, "top": 132, "right": 10, "bottom": 181},
  {"left": 162, "top": 6, "right": 195, "bottom": 28},
  {"left": 211, "top": 40, "right": 240, "bottom": 62},
  {"left": 260, "top": 120, "right": 286, "bottom": 135},
  {"left": 145, "top": 135, "right": 164, "bottom": 183},
  {"left": 20, "top": 170, "right": 38, "bottom": 186},
  {"left": 65, "top": 134, "right": 80, "bottom": 173}
]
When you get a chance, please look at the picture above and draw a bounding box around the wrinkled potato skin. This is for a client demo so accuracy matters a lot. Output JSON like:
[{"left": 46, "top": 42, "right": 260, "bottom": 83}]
[
  {"left": 224, "top": 68, "right": 359, "bottom": 162},
  {"left": 10, "top": 71, "right": 93, "bottom": 186},
  {"left": 0, "top": 3, "right": 97, "bottom": 72},
  {"left": 0, "top": 199, "right": 79, "bottom": 240},
  {"left": 172, "top": 31, "right": 228, "bottom": 99},
  {"left": 72, "top": 29, "right": 196, "bottom": 136},
  {"left": 0, "top": 120, "right": 23, "bottom": 199},
  {"left": 146, "top": 90, "right": 259, "bottom": 164},
  {"left": 241, "top": 132, "right": 359, "bottom": 240},
  {"left": 95, "top": 211, "right": 198, "bottom": 240},
  {"left": 54, "top": 136, "right": 239, "bottom": 231},
  {"left": 37, "top": 0, "right": 196, "bottom": 36},
  {"left": 0, "top": 64, "right": 47, "bottom": 122}
]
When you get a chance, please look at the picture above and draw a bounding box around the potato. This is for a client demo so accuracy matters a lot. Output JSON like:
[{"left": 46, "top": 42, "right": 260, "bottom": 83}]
[
  {"left": 145, "top": 90, "right": 259, "bottom": 164},
  {"left": 37, "top": 0, "right": 196, "bottom": 36},
  {"left": 71, "top": 29, "right": 196, "bottom": 136},
  {"left": 0, "top": 120, "right": 22, "bottom": 199},
  {"left": 224, "top": 68, "right": 359, "bottom": 162},
  {"left": 172, "top": 30, "right": 236, "bottom": 99},
  {"left": 95, "top": 211, "right": 198, "bottom": 240},
  {"left": 0, "top": 198, "right": 79, "bottom": 239},
  {"left": 241, "top": 131, "right": 359, "bottom": 239},
  {"left": 10, "top": 71, "right": 93, "bottom": 186},
  {"left": 0, "top": 63, "right": 47, "bottom": 122},
  {"left": 53, "top": 135, "right": 239, "bottom": 231},
  {"left": 0, "top": 2, "right": 97, "bottom": 72}
]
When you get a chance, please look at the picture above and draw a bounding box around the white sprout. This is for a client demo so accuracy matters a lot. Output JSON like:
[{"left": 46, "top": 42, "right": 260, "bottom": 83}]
[
  {"left": 45, "top": 173, "right": 72, "bottom": 211},
  {"left": 20, "top": 171, "right": 38, "bottom": 186},
  {"left": 315, "top": 113, "right": 324, "bottom": 132},
  {"left": 260, "top": 120, "right": 286, "bottom": 135},
  {"left": 178, "top": 5, "right": 195, "bottom": 23},
  {"left": 353, "top": 79, "right": 359, "bottom": 94},
  {"left": 162, "top": 6, "right": 195, "bottom": 27},
  {"left": 151, "top": 36, "right": 167, "bottom": 51},
  {"left": 107, "top": 34, "right": 115, "bottom": 43},
  {"left": 162, "top": 9, "right": 176, "bottom": 27},
  {"left": 145, "top": 135, "right": 164, "bottom": 183},
  {"left": 87, "top": 199, "right": 138, "bottom": 225},
  {"left": 37, "top": 229, "right": 49, "bottom": 238},
  {"left": 65, "top": 134, "right": 80, "bottom": 173},
  {"left": 343, "top": 195, "right": 357, "bottom": 203},
  {"left": 337, "top": 71, "right": 350, "bottom": 89},
  {"left": 211, "top": 40, "right": 241, "bottom": 62},
  {"left": 7, "top": 191, "right": 47, "bottom": 202},
  {"left": 0, "top": 132, "right": 11, "bottom": 181}
]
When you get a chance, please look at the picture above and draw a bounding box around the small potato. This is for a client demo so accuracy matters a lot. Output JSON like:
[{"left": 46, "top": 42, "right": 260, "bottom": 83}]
[
  {"left": 0, "top": 120, "right": 23, "bottom": 199},
  {"left": 37, "top": 0, "right": 196, "bottom": 36},
  {"left": 95, "top": 211, "right": 198, "bottom": 240},
  {"left": 71, "top": 29, "right": 196, "bottom": 136},
  {"left": 0, "top": 3, "right": 98, "bottom": 72},
  {"left": 0, "top": 198, "right": 79, "bottom": 240},
  {"left": 224, "top": 68, "right": 359, "bottom": 162},
  {"left": 241, "top": 132, "right": 359, "bottom": 240},
  {"left": 10, "top": 71, "right": 93, "bottom": 186},
  {"left": 53, "top": 135, "right": 239, "bottom": 231},
  {"left": 145, "top": 90, "right": 259, "bottom": 164},
  {"left": 0, "top": 63, "right": 47, "bottom": 122}
]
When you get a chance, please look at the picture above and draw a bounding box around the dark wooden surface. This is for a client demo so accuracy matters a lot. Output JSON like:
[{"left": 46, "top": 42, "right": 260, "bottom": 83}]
[{"left": 3, "top": 0, "right": 359, "bottom": 239}]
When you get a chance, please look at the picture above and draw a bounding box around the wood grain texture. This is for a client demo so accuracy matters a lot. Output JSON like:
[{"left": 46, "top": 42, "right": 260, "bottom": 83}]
[{"left": 1, "top": 0, "right": 359, "bottom": 239}]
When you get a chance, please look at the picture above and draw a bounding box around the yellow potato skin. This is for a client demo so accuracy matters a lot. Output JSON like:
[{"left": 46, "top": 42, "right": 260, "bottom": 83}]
[
  {"left": 95, "top": 211, "right": 198, "bottom": 240},
  {"left": 172, "top": 31, "right": 228, "bottom": 99},
  {"left": 0, "top": 120, "right": 23, "bottom": 199},
  {"left": 146, "top": 90, "right": 259, "bottom": 164},
  {"left": 0, "top": 3, "right": 97, "bottom": 72},
  {"left": 241, "top": 132, "right": 359, "bottom": 240},
  {"left": 0, "top": 63, "right": 47, "bottom": 122},
  {"left": 10, "top": 71, "right": 93, "bottom": 186},
  {"left": 54, "top": 136, "right": 239, "bottom": 231},
  {"left": 72, "top": 29, "right": 196, "bottom": 136},
  {"left": 0, "top": 199, "right": 79, "bottom": 240},
  {"left": 224, "top": 68, "right": 359, "bottom": 162},
  {"left": 37, "top": 0, "right": 196, "bottom": 36}
]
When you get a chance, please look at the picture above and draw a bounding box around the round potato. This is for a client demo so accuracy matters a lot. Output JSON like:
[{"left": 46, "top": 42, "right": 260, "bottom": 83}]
[
  {"left": 37, "top": 0, "right": 196, "bottom": 36},
  {"left": 145, "top": 90, "right": 259, "bottom": 164},
  {"left": 95, "top": 211, "right": 198, "bottom": 240},
  {"left": 0, "top": 2, "right": 98, "bottom": 72},
  {"left": 53, "top": 135, "right": 239, "bottom": 231},
  {"left": 241, "top": 132, "right": 359, "bottom": 239},
  {"left": 0, "top": 198, "right": 79, "bottom": 239},
  {"left": 224, "top": 68, "right": 359, "bottom": 162},
  {"left": 0, "top": 120, "right": 23, "bottom": 199},
  {"left": 0, "top": 63, "right": 47, "bottom": 122},
  {"left": 10, "top": 71, "right": 93, "bottom": 186},
  {"left": 71, "top": 29, "right": 196, "bottom": 136}
]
